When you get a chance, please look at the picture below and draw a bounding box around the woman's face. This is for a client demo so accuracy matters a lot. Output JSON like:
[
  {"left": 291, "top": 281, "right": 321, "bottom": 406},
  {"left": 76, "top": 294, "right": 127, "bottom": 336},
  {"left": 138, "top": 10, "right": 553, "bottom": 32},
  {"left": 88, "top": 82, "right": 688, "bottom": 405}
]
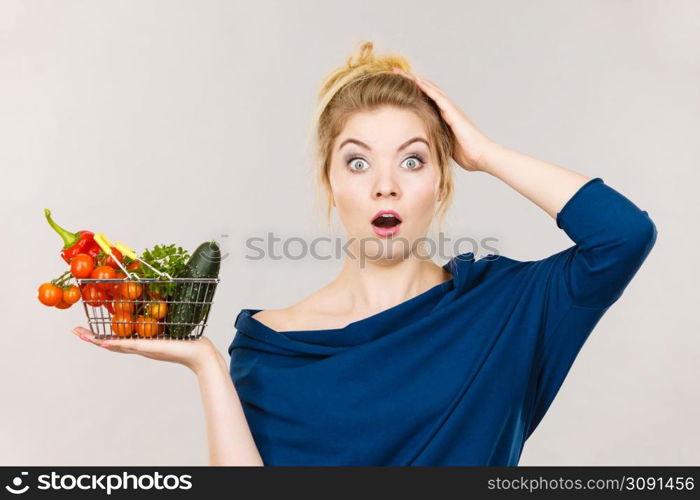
[{"left": 329, "top": 105, "right": 441, "bottom": 263}]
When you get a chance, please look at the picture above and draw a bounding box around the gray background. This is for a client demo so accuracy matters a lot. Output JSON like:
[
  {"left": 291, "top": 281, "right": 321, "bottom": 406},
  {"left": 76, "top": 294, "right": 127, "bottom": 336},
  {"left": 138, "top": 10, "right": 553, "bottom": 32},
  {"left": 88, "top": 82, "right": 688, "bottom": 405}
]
[{"left": 1, "top": 0, "right": 697, "bottom": 465}]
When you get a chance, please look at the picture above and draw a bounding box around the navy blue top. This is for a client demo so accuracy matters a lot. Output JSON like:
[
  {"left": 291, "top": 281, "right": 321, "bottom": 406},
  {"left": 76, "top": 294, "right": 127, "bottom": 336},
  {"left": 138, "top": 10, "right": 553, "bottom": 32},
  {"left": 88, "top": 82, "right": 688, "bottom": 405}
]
[{"left": 228, "top": 177, "right": 657, "bottom": 465}]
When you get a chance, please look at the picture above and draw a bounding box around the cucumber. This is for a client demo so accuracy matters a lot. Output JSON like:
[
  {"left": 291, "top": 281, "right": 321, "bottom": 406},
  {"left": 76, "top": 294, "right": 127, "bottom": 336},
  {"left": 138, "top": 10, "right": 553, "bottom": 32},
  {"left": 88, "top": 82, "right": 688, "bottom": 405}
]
[{"left": 165, "top": 240, "right": 221, "bottom": 338}]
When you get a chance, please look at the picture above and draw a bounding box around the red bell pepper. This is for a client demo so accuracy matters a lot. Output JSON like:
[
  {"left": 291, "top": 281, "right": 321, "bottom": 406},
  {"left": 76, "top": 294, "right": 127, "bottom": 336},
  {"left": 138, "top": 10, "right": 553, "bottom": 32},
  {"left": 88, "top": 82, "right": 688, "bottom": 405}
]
[{"left": 44, "top": 209, "right": 101, "bottom": 264}]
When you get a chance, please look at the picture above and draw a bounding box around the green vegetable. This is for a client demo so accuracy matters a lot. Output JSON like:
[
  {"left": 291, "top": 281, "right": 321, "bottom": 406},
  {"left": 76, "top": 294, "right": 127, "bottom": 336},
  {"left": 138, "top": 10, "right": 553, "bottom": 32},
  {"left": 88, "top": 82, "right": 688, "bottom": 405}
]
[
  {"left": 134, "top": 244, "right": 190, "bottom": 299},
  {"left": 165, "top": 241, "right": 221, "bottom": 338}
]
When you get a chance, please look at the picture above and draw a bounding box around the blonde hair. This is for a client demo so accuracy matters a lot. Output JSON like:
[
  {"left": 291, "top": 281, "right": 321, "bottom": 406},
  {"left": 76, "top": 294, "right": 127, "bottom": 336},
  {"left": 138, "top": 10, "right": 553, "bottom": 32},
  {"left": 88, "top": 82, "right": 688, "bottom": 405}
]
[{"left": 306, "top": 40, "right": 456, "bottom": 234}]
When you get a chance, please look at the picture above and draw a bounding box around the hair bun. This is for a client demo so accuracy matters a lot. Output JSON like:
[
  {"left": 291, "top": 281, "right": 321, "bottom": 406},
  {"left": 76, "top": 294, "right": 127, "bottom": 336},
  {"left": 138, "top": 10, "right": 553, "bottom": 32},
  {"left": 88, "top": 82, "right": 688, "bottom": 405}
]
[
  {"left": 313, "top": 41, "right": 415, "bottom": 129},
  {"left": 316, "top": 41, "right": 412, "bottom": 101},
  {"left": 344, "top": 40, "right": 412, "bottom": 73},
  {"left": 345, "top": 40, "right": 375, "bottom": 69}
]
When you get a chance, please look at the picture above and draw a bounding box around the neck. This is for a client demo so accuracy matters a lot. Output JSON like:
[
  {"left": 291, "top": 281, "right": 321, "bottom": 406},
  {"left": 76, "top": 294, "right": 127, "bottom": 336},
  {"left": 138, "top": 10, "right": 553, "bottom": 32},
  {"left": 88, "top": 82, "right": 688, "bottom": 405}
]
[{"left": 330, "top": 252, "right": 451, "bottom": 317}]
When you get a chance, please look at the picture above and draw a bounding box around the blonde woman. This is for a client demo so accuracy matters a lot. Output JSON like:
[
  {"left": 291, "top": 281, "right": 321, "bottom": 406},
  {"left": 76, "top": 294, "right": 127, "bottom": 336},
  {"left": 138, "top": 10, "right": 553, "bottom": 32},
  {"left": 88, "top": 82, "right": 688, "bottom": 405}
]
[{"left": 73, "top": 41, "right": 657, "bottom": 466}]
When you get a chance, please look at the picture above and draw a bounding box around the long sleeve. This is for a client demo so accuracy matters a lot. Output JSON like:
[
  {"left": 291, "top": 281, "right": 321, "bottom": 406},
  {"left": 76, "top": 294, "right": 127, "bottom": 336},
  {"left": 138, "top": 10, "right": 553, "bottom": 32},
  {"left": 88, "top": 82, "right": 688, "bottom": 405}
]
[
  {"left": 522, "top": 177, "right": 658, "bottom": 440},
  {"left": 547, "top": 176, "right": 658, "bottom": 309}
]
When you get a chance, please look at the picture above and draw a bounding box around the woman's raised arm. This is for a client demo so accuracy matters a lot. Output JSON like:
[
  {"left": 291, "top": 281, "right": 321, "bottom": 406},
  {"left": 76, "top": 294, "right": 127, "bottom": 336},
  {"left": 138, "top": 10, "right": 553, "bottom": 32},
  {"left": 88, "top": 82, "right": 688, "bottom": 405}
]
[
  {"left": 389, "top": 67, "right": 656, "bottom": 309},
  {"left": 477, "top": 144, "right": 657, "bottom": 309},
  {"left": 472, "top": 142, "right": 593, "bottom": 219}
]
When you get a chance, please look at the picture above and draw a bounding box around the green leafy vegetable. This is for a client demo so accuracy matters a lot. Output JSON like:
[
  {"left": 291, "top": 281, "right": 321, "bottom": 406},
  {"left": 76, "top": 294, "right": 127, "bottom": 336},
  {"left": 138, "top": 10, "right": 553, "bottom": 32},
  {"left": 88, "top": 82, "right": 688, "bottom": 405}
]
[{"left": 133, "top": 244, "right": 190, "bottom": 298}]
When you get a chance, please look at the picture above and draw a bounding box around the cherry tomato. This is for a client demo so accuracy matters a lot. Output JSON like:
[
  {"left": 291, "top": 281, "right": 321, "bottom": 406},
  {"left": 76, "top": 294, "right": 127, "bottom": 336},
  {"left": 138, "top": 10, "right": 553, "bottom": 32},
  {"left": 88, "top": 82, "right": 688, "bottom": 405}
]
[
  {"left": 90, "top": 266, "right": 116, "bottom": 291},
  {"left": 38, "top": 283, "right": 63, "bottom": 307},
  {"left": 119, "top": 282, "right": 143, "bottom": 300},
  {"left": 107, "top": 247, "right": 124, "bottom": 270},
  {"left": 82, "top": 283, "right": 107, "bottom": 307},
  {"left": 146, "top": 301, "right": 167, "bottom": 319},
  {"left": 135, "top": 316, "right": 162, "bottom": 337},
  {"left": 113, "top": 299, "right": 135, "bottom": 316},
  {"left": 110, "top": 313, "right": 134, "bottom": 337},
  {"left": 70, "top": 253, "right": 95, "bottom": 279},
  {"left": 55, "top": 300, "right": 73, "bottom": 309},
  {"left": 127, "top": 261, "right": 141, "bottom": 271},
  {"left": 95, "top": 248, "right": 121, "bottom": 268},
  {"left": 104, "top": 271, "right": 126, "bottom": 299},
  {"left": 104, "top": 301, "right": 115, "bottom": 315},
  {"left": 62, "top": 285, "right": 81, "bottom": 305}
]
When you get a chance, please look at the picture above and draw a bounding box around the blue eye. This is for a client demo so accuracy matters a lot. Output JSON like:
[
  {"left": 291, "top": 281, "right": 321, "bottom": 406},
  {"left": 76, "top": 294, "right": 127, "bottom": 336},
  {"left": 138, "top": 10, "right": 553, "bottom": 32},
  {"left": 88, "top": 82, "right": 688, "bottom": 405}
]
[
  {"left": 348, "top": 157, "right": 369, "bottom": 172},
  {"left": 402, "top": 155, "right": 426, "bottom": 170},
  {"left": 345, "top": 154, "right": 426, "bottom": 173}
]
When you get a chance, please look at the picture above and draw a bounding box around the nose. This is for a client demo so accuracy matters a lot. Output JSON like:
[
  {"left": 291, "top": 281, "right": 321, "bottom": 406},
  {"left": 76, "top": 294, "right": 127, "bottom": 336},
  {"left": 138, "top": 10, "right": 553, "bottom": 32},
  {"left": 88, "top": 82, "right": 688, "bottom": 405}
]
[
  {"left": 373, "top": 169, "right": 401, "bottom": 199},
  {"left": 374, "top": 187, "right": 398, "bottom": 199}
]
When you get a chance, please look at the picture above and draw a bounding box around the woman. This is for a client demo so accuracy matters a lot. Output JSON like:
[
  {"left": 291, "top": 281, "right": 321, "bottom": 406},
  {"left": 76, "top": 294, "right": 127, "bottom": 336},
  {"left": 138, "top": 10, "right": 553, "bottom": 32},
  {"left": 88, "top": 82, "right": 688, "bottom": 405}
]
[{"left": 73, "top": 41, "right": 657, "bottom": 466}]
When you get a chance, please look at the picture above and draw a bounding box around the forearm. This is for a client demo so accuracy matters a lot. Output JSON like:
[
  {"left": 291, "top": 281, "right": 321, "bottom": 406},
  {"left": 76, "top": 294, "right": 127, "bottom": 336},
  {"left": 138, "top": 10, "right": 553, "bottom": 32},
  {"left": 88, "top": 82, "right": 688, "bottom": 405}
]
[
  {"left": 195, "top": 349, "right": 264, "bottom": 466},
  {"left": 477, "top": 143, "right": 656, "bottom": 308},
  {"left": 477, "top": 142, "right": 591, "bottom": 219}
]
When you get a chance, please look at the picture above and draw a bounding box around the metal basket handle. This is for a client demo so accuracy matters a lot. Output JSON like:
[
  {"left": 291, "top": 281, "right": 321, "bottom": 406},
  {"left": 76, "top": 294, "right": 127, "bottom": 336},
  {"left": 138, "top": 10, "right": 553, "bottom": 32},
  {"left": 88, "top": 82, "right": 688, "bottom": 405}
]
[{"left": 93, "top": 233, "right": 173, "bottom": 281}]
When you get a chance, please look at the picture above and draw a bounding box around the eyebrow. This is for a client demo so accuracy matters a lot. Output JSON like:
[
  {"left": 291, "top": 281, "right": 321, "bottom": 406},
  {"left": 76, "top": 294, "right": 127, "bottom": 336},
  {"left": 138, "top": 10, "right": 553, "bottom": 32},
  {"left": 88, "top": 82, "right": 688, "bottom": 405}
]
[{"left": 337, "top": 136, "right": 429, "bottom": 152}]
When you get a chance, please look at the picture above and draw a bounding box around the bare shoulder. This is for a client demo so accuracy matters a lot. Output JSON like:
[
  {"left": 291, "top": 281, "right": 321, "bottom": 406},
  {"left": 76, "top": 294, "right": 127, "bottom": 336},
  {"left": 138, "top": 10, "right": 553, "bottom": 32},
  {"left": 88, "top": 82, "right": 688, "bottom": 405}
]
[
  {"left": 250, "top": 308, "right": 295, "bottom": 332},
  {"left": 251, "top": 285, "right": 340, "bottom": 332}
]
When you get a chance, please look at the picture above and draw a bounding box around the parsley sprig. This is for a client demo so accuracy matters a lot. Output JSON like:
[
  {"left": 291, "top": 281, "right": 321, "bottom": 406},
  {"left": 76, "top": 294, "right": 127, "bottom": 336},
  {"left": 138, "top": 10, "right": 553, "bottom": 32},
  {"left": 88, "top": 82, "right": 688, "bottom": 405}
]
[{"left": 132, "top": 244, "right": 191, "bottom": 298}]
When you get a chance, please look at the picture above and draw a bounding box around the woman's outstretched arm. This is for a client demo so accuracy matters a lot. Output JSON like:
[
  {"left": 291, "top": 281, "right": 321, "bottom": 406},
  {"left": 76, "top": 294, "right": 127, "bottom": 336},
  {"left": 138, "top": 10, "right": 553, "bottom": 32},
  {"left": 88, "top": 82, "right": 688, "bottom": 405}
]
[
  {"left": 72, "top": 328, "right": 264, "bottom": 466},
  {"left": 194, "top": 346, "right": 264, "bottom": 466}
]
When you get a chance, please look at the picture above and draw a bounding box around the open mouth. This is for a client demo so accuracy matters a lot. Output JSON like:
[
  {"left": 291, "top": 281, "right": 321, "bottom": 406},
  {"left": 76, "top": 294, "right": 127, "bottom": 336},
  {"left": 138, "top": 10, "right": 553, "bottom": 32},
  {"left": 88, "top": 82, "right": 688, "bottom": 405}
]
[{"left": 371, "top": 212, "right": 403, "bottom": 228}]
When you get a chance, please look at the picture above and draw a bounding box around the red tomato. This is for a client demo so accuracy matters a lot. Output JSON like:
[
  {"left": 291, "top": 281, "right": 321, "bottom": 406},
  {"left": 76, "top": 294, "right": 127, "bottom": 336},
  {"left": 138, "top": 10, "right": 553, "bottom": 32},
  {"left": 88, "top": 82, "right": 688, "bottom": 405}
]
[
  {"left": 147, "top": 301, "right": 168, "bottom": 319},
  {"left": 127, "top": 261, "right": 141, "bottom": 270},
  {"left": 111, "top": 313, "right": 134, "bottom": 337},
  {"left": 104, "top": 301, "right": 115, "bottom": 315},
  {"left": 104, "top": 270, "right": 126, "bottom": 299},
  {"left": 113, "top": 299, "right": 135, "bottom": 316},
  {"left": 82, "top": 283, "right": 107, "bottom": 307},
  {"left": 55, "top": 300, "right": 73, "bottom": 309},
  {"left": 70, "top": 253, "right": 95, "bottom": 279},
  {"left": 62, "top": 285, "right": 81, "bottom": 305},
  {"left": 135, "top": 316, "right": 161, "bottom": 337},
  {"left": 105, "top": 247, "right": 124, "bottom": 270},
  {"left": 38, "top": 283, "right": 63, "bottom": 306},
  {"left": 119, "top": 282, "right": 143, "bottom": 300},
  {"left": 90, "top": 266, "right": 116, "bottom": 291}
]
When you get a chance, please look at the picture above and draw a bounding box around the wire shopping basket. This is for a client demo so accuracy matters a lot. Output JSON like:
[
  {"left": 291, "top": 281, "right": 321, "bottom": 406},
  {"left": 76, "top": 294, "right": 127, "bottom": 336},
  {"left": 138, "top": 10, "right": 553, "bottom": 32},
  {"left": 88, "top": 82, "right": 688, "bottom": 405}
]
[
  {"left": 77, "top": 277, "right": 220, "bottom": 340},
  {"left": 75, "top": 232, "right": 220, "bottom": 339}
]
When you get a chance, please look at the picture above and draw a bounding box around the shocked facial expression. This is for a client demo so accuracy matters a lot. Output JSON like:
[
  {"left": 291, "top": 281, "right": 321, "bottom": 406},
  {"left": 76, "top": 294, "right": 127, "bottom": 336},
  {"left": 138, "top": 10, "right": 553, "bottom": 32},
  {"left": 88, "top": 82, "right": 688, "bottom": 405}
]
[{"left": 329, "top": 105, "right": 442, "bottom": 262}]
